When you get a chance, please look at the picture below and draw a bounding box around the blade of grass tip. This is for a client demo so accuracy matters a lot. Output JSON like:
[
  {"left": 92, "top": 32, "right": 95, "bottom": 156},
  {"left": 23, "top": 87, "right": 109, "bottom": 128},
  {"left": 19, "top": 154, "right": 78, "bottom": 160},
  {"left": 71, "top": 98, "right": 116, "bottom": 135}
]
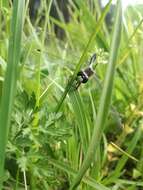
[
  {"left": 69, "top": 1, "right": 122, "bottom": 189},
  {"left": 0, "top": 0, "right": 25, "bottom": 188},
  {"left": 55, "top": 0, "right": 112, "bottom": 113}
]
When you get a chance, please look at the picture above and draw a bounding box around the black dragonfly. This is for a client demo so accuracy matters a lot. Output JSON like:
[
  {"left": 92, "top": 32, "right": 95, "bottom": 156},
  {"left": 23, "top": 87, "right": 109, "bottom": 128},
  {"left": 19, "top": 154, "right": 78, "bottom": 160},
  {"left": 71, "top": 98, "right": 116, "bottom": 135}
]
[{"left": 75, "top": 53, "right": 98, "bottom": 89}]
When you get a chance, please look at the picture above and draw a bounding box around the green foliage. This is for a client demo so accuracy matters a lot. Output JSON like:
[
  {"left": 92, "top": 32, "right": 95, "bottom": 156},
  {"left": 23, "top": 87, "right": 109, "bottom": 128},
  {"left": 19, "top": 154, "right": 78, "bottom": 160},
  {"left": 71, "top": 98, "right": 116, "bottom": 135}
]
[
  {"left": 0, "top": 0, "right": 143, "bottom": 189},
  {"left": 0, "top": 0, "right": 25, "bottom": 188}
]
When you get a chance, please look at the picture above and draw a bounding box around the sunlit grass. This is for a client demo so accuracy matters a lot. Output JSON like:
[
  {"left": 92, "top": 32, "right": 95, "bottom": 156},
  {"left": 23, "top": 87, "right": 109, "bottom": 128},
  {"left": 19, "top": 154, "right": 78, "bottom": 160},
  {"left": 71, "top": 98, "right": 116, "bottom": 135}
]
[{"left": 0, "top": 0, "right": 143, "bottom": 189}]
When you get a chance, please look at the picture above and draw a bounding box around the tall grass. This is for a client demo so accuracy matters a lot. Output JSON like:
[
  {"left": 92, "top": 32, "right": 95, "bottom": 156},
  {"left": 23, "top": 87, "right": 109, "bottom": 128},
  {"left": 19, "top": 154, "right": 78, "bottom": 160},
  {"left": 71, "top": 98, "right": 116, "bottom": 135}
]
[
  {"left": 69, "top": 1, "right": 122, "bottom": 189},
  {"left": 0, "top": 0, "right": 143, "bottom": 189},
  {"left": 0, "top": 0, "right": 25, "bottom": 188}
]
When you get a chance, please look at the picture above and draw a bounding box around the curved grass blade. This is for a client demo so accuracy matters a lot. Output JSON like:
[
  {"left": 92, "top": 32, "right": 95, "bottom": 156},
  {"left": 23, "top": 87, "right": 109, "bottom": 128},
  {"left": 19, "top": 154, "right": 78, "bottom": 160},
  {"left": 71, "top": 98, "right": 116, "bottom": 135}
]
[
  {"left": 0, "top": 0, "right": 25, "bottom": 187},
  {"left": 110, "top": 141, "right": 139, "bottom": 162},
  {"left": 55, "top": 0, "right": 112, "bottom": 113},
  {"left": 69, "top": 91, "right": 89, "bottom": 154},
  {"left": 69, "top": 1, "right": 122, "bottom": 189}
]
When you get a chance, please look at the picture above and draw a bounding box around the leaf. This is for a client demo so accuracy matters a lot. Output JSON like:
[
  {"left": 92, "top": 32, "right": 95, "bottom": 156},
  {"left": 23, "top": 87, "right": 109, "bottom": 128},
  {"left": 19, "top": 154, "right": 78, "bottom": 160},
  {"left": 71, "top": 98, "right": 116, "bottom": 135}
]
[{"left": 0, "top": 0, "right": 25, "bottom": 186}]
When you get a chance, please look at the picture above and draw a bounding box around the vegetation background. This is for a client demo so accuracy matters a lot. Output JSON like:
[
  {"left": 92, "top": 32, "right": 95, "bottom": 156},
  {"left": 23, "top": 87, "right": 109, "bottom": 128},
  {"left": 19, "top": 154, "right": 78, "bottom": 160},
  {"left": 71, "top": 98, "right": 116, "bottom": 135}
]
[{"left": 0, "top": 0, "right": 143, "bottom": 189}]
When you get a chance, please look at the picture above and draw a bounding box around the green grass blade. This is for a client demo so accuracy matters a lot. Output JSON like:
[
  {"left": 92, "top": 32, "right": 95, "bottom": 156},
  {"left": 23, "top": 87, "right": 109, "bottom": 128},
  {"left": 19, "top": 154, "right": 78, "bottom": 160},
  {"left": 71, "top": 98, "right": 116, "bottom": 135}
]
[
  {"left": 116, "top": 179, "right": 143, "bottom": 187},
  {"left": 69, "top": 91, "right": 89, "bottom": 154},
  {"left": 0, "top": 0, "right": 25, "bottom": 187},
  {"left": 69, "top": 1, "right": 122, "bottom": 189}
]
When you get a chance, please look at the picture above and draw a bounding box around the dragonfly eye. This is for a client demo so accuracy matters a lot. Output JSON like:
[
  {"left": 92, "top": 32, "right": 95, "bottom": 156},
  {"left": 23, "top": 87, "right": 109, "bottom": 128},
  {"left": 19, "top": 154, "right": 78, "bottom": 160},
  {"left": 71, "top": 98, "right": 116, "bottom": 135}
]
[
  {"left": 77, "top": 71, "right": 88, "bottom": 83},
  {"left": 81, "top": 75, "right": 88, "bottom": 83}
]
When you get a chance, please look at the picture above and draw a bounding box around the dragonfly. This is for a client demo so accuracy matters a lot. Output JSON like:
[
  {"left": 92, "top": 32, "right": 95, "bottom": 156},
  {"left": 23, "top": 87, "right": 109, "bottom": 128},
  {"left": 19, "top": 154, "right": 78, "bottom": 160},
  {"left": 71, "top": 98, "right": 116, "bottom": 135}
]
[
  {"left": 74, "top": 53, "right": 97, "bottom": 89},
  {"left": 41, "top": 50, "right": 99, "bottom": 90},
  {"left": 36, "top": 48, "right": 100, "bottom": 91},
  {"left": 26, "top": 33, "right": 104, "bottom": 91}
]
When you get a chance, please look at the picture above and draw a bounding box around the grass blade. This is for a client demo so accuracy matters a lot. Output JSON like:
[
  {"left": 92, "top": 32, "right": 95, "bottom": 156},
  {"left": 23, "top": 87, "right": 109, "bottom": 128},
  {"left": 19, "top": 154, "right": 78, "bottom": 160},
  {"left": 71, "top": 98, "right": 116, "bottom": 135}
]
[
  {"left": 69, "top": 1, "right": 122, "bottom": 189},
  {"left": 0, "top": 0, "right": 25, "bottom": 187},
  {"left": 69, "top": 91, "right": 89, "bottom": 154}
]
